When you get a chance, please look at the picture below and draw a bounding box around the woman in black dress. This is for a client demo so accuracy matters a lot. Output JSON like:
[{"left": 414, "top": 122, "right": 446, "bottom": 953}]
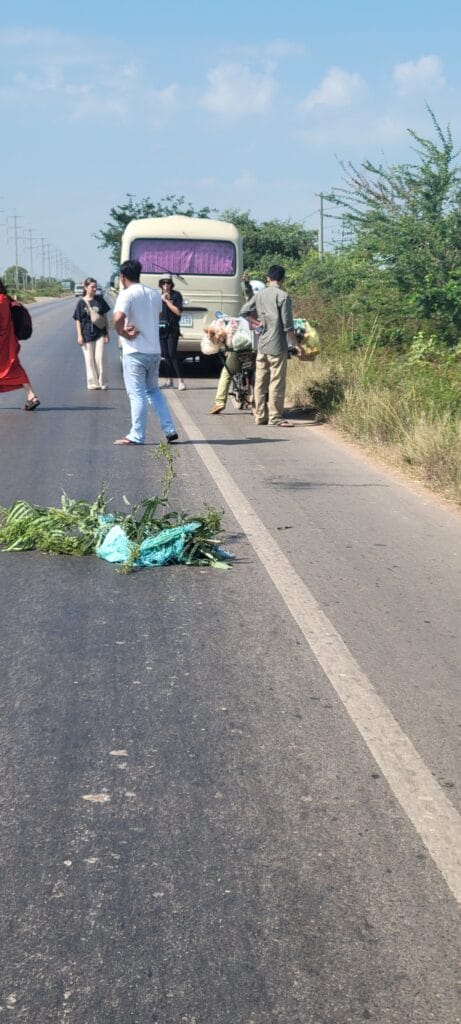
[{"left": 159, "top": 276, "right": 186, "bottom": 391}]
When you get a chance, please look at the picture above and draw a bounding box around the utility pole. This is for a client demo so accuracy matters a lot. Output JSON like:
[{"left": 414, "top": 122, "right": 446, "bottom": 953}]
[
  {"left": 25, "top": 227, "right": 36, "bottom": 289},
  {"left": 7, "top": 211, "right": 22, "bottom": 290},
  {"left": 13, "top": 212, "right": 20, "bottom": 289},
  {"left": 45, "top": 242, "right": 52, "bottom": 282},
  {"left": 316, "top": 193, "right": 325, "bottom": 259},
  {"left": 38, "top": 237, "right": 46, "bottom": 281}
]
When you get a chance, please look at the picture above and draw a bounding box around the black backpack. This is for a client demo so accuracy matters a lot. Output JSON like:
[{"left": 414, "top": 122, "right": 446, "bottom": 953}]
[{"left": 10, "top": 299, "right": 33, "bottom": 340}]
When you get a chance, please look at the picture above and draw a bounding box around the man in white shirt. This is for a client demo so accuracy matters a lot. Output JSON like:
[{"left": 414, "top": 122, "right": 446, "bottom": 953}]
[{"left": 112, "top": 259, "right": 178, "bottom": 445}]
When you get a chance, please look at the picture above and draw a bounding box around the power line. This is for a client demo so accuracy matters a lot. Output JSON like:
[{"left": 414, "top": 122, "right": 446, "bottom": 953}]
[{"left": 300, "top": 209, "right": 319, "bottom": 223}]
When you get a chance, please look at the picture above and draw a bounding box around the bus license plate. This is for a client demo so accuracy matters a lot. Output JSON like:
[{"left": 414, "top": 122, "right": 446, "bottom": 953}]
[{"left": 180, "top": 314, "right": 193, "bottom": 327}]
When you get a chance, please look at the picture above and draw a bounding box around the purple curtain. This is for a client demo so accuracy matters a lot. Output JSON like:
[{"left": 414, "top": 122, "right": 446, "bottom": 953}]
[{"left": 131, "top": 239, "right": 236, "bottom": 276}]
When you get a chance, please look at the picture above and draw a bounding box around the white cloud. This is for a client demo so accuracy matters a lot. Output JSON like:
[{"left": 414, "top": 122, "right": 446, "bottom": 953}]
[
  {"left": 147, "top": 83, "right": 180, "bottom": 108},
  {"left": 233, "top": 169, "right": 257, "bottom": 188},
  {"left": 64, "top": 83, "right": 94, "bottom": 98},
  {"left": 261, "top": 39, "right": 305, "bottom": 62},
  {"left": 392, "top": 55, "right": 445, "bottom": 95},
  {"left": 0, "top": 28, "right": 97, "bottom": 69},
  {"left": 300, "top": 67, "right": 366, "bottom": 112},
  {"left": 120, "top": 63, "right": 138, "bottom": 80},
  {"left": 198, "top": 176, "right": 218, "bottom": 187},
  {"left": 0, "top": 27, "right": 181, "bottom": 128},
  {"left": 145, "top": 84, "right": 181, "bottom": 127},
  {"left": 0, "top": 28, "right": 111, "bottom": 109},
  {"left": 372, "top": 114, "right": 406, "bottom": 143},
  {"left": 213, "top": 39, "right": 305, "bottom": 70},
  {"left": 201, "top": 63, "right": 276, "bottom": 116},
  {"left": 14, "top": 67, "right": 62, "bottom": 93}
]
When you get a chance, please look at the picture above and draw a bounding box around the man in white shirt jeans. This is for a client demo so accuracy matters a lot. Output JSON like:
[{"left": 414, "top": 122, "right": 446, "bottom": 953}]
[{"left": 112, "top": 259, "right": 178, "bottom": 445}]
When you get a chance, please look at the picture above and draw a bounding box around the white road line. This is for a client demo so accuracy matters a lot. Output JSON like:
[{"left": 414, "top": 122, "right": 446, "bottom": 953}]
[{"left": 170, "top": 393, "right": 461, "bottom": 904}]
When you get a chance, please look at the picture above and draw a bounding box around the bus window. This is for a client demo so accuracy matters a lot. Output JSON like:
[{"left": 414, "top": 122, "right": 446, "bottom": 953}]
[{"left": 130, "top": 239, "right": 236, "bottom": 277}]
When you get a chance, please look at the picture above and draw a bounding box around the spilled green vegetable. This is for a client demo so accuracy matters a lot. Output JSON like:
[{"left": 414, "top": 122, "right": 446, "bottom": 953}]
[{"left": 0, "top": 443, "right": 231, "bottom": 572}]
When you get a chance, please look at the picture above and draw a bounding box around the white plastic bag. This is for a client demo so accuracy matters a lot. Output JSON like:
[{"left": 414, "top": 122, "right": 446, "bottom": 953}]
[{"left": 231, "top": 317, "right": 253, "bottom": 352}]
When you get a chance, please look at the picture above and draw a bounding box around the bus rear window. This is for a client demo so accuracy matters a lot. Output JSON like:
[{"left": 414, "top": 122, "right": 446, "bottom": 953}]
[{"left": 130, "top": 238, "right": 236, "bottom": 276}]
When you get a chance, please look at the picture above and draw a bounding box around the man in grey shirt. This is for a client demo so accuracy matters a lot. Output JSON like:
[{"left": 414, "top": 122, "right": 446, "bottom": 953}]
[{"left": 240, "top": 265, "right": 300, "bottom": 426}]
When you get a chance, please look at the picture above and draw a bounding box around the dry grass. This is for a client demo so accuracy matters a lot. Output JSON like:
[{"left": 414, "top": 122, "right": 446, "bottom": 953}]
[
  {"left": 286, "top": 357, "right": 461, "bottom": 503},
  {"left": 398, "top": 413, "right": 461, "bottom": 498},
  {"left": 286, "top": 356, "right": 345, "bottom": 415},
  {"left": 285, "top": 357, "right": 319, "bottom": 411}
]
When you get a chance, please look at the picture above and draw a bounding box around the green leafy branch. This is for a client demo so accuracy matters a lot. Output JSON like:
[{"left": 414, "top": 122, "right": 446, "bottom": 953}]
[{"left": 0, "top": 445, "right": 229, "bottom": 571}]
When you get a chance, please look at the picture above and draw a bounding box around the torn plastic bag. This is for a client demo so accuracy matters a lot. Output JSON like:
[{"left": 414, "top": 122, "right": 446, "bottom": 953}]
[
  {"left": 96, "top": 520, "right": 203, "bottom": 568},
  {"left": 95, "top": 524, "right": 133, "bottom": 563},
  {"left": 136, "top": 521, "right": 202, "bottom": 566}
]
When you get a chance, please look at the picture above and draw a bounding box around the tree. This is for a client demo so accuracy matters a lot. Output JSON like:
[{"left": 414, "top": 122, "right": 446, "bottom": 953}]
[
  {"left": 327, "top": 110, "right": 461, "bottom": 345},
  {"left": 220, "top": 208, "right": 317, "bottom": 279},
  {"left": 95, "top": 194, "right": 216, "bottom": 266},
  {"left": 2, "top": 266, "right": 31, "bottom": 289}
]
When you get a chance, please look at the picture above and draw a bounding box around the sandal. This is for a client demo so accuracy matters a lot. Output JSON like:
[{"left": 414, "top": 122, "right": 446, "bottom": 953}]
[
  {"left": 24, "top": 398, "right": 40, "bottom": 411},
  {"left": 269, "top": 420, "right": 294, "bottom": 428},
  {"left": 113, "top": 437, "right": 141, "bottom": 445}
]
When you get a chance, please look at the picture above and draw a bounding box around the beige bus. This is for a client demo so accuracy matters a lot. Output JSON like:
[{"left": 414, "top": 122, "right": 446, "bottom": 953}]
[{"left": 119, "top": 215, "right": 243, "bottom": 357}]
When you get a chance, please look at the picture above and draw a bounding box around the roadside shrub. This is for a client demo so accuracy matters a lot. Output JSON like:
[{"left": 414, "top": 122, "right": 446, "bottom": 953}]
[
  {"left": 308, "top": 368, "right": 347, "bottom": 416},
  {"left": 286, "top": 358, "right": 347, "bottom": 415}
]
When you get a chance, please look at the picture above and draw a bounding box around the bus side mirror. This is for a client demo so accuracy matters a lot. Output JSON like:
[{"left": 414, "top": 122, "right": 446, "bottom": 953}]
[{"left": 109, "top": 273, "right": 119, "bottom": 289}]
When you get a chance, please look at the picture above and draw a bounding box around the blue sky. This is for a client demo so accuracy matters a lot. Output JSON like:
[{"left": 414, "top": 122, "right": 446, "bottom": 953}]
[{"left": 1, "top": 0, "right": 461, "bottom": 282}]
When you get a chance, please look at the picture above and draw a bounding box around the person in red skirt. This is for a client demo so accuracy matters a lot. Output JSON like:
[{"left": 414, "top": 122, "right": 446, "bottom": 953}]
[{"left": 0, "top": 279, "right": 40, "bottom": 410}]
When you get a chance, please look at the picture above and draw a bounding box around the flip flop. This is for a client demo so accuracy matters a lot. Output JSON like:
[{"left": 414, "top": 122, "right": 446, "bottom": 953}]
[
  {"left": 113, "top": 437, "right": 141, "bottom": 445},
  {"left": 24, "top": 398, "right": 40, "bottom": 411},
  {"left": 270, "top": 420, "right": 294, "bottom": 428}
]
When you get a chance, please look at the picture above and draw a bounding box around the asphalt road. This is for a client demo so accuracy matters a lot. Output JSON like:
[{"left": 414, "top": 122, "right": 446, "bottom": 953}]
[{"left": 0, "top": 300, "right": 460, "bottom": 1024}]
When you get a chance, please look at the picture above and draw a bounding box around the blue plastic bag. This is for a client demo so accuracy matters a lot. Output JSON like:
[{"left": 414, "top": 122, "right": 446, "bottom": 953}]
[
  {"left": 136, "top": 522, "right": 201, "bottom": 566},
  {"left": 96, "top": 521, "right": 203, "bottom": 568},
  {"left": 96, "top": 525, "right": 133, "bottom": 564}
]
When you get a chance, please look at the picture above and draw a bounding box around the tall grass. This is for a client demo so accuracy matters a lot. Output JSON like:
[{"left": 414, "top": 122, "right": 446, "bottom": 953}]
[
  {"left": 286, "top": 326, "right": 461, "bottom": 503},
  {"left": 286, "top": 356, "right": 349, "bottom": 416},
  {"left": 334, "top": 384, "right": 460, "bottom": 492}
]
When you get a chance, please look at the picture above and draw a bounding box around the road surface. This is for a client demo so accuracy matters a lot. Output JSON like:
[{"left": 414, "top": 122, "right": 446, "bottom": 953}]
[{"left": 0, "top": 299, "right": 460, "bottom": 1023}]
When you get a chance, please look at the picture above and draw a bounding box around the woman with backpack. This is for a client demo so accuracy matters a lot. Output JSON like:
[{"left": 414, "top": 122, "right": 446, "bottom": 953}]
[
  {"left": 0, "top": 279, "right": 40, "bottom": 410},
  {"left": 73, "top": 277, "right": 111, "bottom": 389}
]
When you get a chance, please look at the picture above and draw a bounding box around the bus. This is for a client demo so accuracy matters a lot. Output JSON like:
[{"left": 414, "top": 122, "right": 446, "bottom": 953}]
[{"left": 119, "top": 215, "right": 243, "bottom": 357}]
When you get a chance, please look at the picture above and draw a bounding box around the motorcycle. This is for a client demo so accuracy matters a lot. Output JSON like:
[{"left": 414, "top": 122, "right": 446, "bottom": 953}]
[{"left": 226, "top": 349, "right": 256, "bottom": 410}]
